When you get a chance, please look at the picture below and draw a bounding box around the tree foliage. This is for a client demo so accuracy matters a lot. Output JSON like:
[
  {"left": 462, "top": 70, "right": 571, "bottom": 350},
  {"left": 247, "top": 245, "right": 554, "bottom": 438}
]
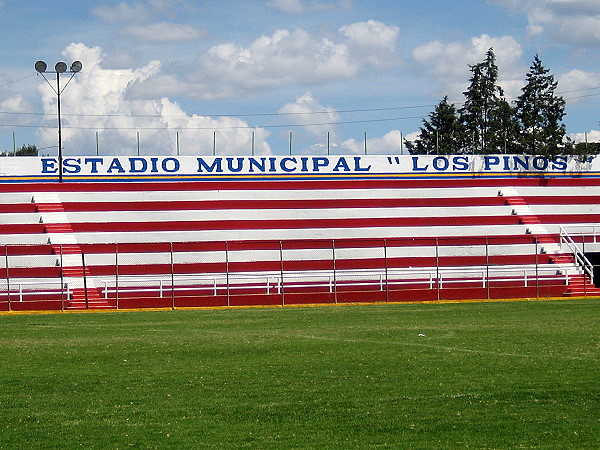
[
  {"left": 515, "top": 54, "right": 567, "bottom": 156},
  {"left": 407, "top": 50, "right": 595, "bottom": 157},
  {"left": 405, "top": 96, "right": 464, "bottom": 154},
  {"left": 459, "top": 48, "right": 507, "bottom": 154},
  {"left": 0, "top": 145, "right": 38, "bottom": 157}
]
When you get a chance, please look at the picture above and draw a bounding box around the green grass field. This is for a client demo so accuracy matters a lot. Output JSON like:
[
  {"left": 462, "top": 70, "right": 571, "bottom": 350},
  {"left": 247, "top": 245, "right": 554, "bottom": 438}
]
[{"left": 0, "top": 299, "right": 598, "bottom": 449}]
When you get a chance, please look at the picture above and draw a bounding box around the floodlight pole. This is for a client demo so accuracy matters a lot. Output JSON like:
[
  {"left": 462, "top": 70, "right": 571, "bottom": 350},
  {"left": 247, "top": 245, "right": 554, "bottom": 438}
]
[
  {"left": 35, "top": 60, "right": 82, "bottom": 183},
  {"left": 56, "top": 72, "right": 63, "bottom": 182}
]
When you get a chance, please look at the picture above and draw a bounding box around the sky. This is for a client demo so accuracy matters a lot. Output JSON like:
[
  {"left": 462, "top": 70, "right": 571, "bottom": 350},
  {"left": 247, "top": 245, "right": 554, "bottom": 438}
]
[{"left": 0, "top": 0, "right": 599, "bottom": 157}]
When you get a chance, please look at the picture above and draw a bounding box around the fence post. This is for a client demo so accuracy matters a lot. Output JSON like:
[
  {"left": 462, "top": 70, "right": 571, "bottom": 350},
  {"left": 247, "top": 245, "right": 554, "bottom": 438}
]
[
  {"left": 279, "top": 240, "right": 285, "bottom": 306},
  {"left": 535, "top": 239, "right": 539, "bottom": 299},
  {"left": 115, "top": 243, "right": 119, "bottom": 310},
  {"left": 60, "top": 244, "right": 64, "bottom": 311},
  {"left": 435, "top": 238, "right": 440, "bottom": 301},
  {"left": 485, "top": 237, "right": 490, "bottom": 300},
  {"left": 170, "top": 242, "right": 175, "bottom": 310},
  {"left": 332, "top": 239, "right": 337, "bottom": 304},
  {"left": 5, "top": 244, "right": 10, "bottom": 312},
  {"left": 82, "top": 252, "right": 89, "bottom": 309},
  {"left": 384, "top": 239, "right": 389, "bottom": 302},
  {"left": 226, "top": 241, "right": 230, "bottom": 307}
]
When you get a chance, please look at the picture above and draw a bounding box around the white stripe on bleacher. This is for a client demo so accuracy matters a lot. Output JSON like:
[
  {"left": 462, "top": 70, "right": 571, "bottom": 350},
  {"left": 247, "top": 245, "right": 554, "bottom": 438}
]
[
  {"left": 45, "top": 186, "right": 506, "bottom": 203},
  {"left": 0, "top": 205, "right": 514, "bottom": 225}
]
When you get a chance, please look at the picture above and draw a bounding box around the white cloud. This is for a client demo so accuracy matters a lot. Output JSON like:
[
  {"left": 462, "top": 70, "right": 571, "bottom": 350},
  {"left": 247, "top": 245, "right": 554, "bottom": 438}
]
[
  {"left": 493, "top": 0, "right": 600, "bottom": 46},
  {"left": 0, "top": 95, "right": 34, "bottom": 129},
  {"left": 559, "top": 69, "right": 600, "bottom": 95},
  {"left": 413, "top": 34, "right": 524, "bottom": 100},
  {"left": 267, "top": 0, "right": 304, "bottom": 14},
  {"left": 124, "top": 22, "right": 203, "bottom": 42},
  {"left": 37, "top": 43, "right": 271, "bottom": 157},
  {"left": 193, "top": 22, "right": 398, "bottom": 99},
  {"left": 278, "top": 92, "right": 340, "bottom": 138},
  {"left": 338, "top": 130, "right": 404, "bottom": 155},
  {"left": 569, "top": 129, "right": 600, "bottom": 143},
  {"left": 198, "top": 28, "right": 356, "bottom": 96},
  {"left": 93, "top": 2, "right": 151, "bottom": 23},
  {"left": 266, "top": 0, "right": 352, "bottom": 14},
  {"left": 339, "top": 20, "right": 399, "bottom": 51}
]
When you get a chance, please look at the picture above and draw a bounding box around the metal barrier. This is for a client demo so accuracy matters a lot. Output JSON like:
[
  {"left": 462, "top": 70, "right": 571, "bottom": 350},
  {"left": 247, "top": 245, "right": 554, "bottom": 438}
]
[
  {"left": 559, "top": 226, "right": 595, "bottom": 284},
  {"left": 0, "top": 235, "right": 591, "bottom": 310}
]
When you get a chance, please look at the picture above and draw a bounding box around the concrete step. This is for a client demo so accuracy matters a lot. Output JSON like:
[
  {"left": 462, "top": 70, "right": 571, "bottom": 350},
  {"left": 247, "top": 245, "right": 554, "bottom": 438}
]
[
  {"left": 520, "top": 217, "right": 541, "bottom": 224},
  {"left": 551, "top": 256, "right": 575, "bottom": 264},
  {"left": 66, "top": 301, "right": 115, "bottom": 310}
]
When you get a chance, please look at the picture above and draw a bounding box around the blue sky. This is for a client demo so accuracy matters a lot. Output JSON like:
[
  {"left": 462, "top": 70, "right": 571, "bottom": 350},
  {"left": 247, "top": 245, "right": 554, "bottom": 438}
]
[{"left": 0, "top": 0, "right": 599, "bottom": 156}]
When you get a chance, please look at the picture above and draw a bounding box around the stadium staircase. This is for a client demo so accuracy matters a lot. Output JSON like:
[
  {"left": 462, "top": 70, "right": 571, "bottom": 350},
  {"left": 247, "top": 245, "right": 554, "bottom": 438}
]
[
  {"left": 33, "top": 193, "right": 109, "bottom": 309},
  {"left": 1, "top": 177, "right": 599, "bottom": 310}
]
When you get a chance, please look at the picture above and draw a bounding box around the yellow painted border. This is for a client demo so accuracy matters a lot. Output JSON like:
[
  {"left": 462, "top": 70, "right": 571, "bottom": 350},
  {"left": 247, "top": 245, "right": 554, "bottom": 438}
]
[
  {"left": 2, "top": 171, "right": 600, "bottom": 183},
  {"left": 0, "top": 295, "right": 594, "bottom": 317}
]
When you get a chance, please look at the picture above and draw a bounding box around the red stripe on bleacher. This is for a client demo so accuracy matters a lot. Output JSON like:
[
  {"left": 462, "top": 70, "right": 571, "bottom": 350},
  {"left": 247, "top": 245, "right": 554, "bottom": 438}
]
[
  {"left": 56, "top": 196, "right": 506, "bottom": 211},
  {"left": 64, "top": 215, "right": 521, "bottom": 233},
  {"left": 5, "top": 176, "right": 600, "bottom": 193}
]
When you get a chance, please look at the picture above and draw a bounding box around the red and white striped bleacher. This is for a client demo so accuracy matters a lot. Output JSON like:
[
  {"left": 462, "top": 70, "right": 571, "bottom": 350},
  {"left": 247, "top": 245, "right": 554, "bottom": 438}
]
[{"left": 1, "top": 154, "right": 599, "bottom": 310}]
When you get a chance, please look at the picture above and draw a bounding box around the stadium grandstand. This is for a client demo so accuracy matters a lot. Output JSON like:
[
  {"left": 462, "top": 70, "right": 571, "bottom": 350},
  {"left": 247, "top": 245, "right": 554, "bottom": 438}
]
[{"left": 1, "top": 153, "right": 600, "bottom": 311}]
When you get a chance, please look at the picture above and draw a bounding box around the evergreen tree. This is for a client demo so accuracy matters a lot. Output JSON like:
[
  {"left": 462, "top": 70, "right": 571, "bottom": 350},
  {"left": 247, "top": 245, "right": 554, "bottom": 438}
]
[
  {"left": 405, "top": 96, "right": 464, "bottom": 154},
  {"left": 459, "top": 48, "right": 508, "bottom": 154},
  {"left": 515, "top": 55, "right": 566, "bottom": 156},
  {"left": 487, "top": 98, "right": 521, "bottom": 154}
]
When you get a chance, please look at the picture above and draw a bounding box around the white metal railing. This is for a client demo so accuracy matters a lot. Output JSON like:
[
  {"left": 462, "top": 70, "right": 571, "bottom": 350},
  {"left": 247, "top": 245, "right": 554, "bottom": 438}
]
[
  {"left": 560, "top": 225, "right": 600, "bottom": 243},
  {"left": 559, "top": 226, "right": 595, "bottom": 284},
  {"left": 0, "top": 280, "right": 70, "bottom": 302},
  {"left": 97, "top": 264, "right": 569, "bottom": 298}
]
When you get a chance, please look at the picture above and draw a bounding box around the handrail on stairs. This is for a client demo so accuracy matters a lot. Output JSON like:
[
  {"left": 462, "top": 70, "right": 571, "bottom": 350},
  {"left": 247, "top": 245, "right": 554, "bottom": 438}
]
[{"left": 559, "top": 225, "right": 594, "bottom": 285}]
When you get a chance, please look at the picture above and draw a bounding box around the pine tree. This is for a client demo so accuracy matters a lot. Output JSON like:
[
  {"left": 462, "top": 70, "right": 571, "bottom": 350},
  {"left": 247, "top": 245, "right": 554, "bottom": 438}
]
[
  {"left": 405, "top": 96, "right": 464, "bottom": 154},
  {"left": 487, "top": 98, "right": 521, "bottom": 154},
  {"left": 515, "top": 55, "right": 567, "bottom": 156},
  {"left": 459, "top": 48, "right": 509, "bottom": 154}
]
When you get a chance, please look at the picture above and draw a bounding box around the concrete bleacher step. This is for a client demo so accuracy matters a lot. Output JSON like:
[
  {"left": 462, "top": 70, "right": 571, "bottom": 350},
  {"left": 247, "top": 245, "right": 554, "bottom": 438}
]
[
  {"left": 520, "top": 216, "right": 541, "bottom": 225},
  {"left": 67, "top": 301, "right": 115, "bottom": 310},
  {"left": 3, "top": 179, "right": 600, "bottom": 310},
  {"left": 550, "top": 255, "right": 575, "bottom": 264},
  {"left": 499, "top": 188, "right": 556, "bottom": 244},
  {"left": 563, "top": 275, "right": 600, "bottom": 296},
  {"left": 62, "top": 267, "right": 86, "bottom": 277},
  {"left": 536, "top": 236, "right": 558, "bottom": 244},
  {"left": 45, "top": 224, "right": 74, "bottom": 233},
  {"left": 52, "top": 244, "right": 82, "bottom": 255},
  {"left": 66, "top": 287, "right": 114, "bottom": 309}
]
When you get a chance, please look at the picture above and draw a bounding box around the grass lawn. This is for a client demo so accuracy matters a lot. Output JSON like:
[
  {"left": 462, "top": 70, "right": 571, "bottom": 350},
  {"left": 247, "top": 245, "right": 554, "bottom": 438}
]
[{"left": 0, "top": 299, "right": 598, "bottom": 449}]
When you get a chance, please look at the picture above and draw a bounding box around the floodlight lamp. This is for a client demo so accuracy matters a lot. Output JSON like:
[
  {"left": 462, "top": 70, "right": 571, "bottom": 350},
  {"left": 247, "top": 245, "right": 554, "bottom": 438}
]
[
  {"left": 55, "top": 62, "right": 67, "bottom": 73},
  {"left": 70, "top": 61, "right": 82, "bottom": 73},
  {"left": 35, "top": 60, "right": 47, "bottom": 73}
]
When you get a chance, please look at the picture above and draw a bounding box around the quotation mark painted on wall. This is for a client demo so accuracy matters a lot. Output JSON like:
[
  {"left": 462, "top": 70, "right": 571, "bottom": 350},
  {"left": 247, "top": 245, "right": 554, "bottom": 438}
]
[{"left": 387, "top": 157, "right": 401, "bottom": 165}]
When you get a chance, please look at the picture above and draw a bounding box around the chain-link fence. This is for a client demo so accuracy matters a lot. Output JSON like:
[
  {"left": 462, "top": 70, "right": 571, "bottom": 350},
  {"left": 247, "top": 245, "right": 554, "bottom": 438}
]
[{"left": 0, "top": 235, "right": 592, "bottom": 311}]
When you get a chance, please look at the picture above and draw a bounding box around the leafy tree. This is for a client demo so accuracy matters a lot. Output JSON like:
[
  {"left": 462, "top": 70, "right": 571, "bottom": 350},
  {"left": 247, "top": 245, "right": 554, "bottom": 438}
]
[
  {"left": 459, "top": 48, "right": 509, "bottom": 154},
  {"left": 0, "top": 144, "right": 38, "bottom": 157},
  {"left": 571, "top": 140, "right": 600, "bottom": 161},
  {"left": 406, "top": 96, "right": 465, "bottom": 154},
  {"left": 515, "top": 55, "right": 567, "bottom": 156},
  {"left": 486, "top": 98, "right": 521, "bottom": 154}
]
